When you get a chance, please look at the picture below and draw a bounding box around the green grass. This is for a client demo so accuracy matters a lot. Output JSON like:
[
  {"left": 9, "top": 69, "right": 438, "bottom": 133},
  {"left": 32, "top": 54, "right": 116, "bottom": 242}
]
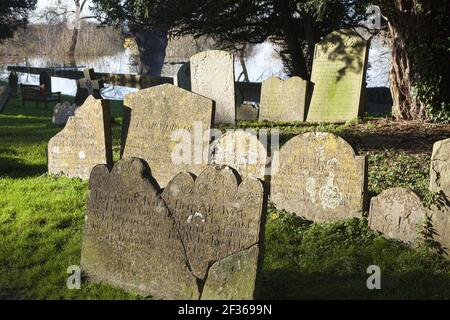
[{"left": 0, "top": 88, "right": 449, "bottom": 299}]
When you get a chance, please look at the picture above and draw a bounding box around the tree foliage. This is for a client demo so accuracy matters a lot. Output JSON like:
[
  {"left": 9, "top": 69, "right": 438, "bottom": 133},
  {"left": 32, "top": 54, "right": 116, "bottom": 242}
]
[{"left": 0, "top": 0, "right": 37, "bottom": 43}]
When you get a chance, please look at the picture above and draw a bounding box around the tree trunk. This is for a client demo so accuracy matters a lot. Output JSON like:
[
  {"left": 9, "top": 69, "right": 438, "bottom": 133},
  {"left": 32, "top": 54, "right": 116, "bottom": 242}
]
[
  {"left": 388, "top": 0, "right": 428, "bottom": 120},
  {"left": 133, "top": 28, "right": 168, "bottom": 77},
  {"left": 67, "top": 27, "right": 78, "bottom": 66}
]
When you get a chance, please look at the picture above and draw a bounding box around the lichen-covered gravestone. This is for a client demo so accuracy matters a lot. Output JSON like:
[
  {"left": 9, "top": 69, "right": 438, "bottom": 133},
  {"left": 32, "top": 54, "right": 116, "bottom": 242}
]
[
  {"left": 162, "top": 165, "right": 266, "bottom": 299},
  {"left": 430, "top": 138, "right": 450, "bottom": 196},
  {"left": 0, "top": 86, "right": 11, "bottom": 113},
  {"left": 191, "top": 50, "right": 236, "bottom": 125},
  {"left": 48, "top": 96, "right": 112, "bottom": 179},
  {"left": 121, "top": 84, "right": 213, "bottom": 187},
  {"left": 236, "top": 104, "right": 258, "bottom": 121},
  {"left": 260, "top": 77, "right": 310, "bottom": 122},
  {"left": 368, "top": 188, "right": 425, "bottom": 245},
  {"left": 52, "top": 101, "right": 78, "bottom": 125},
  {"left": 306, "top": 29, "right": 369, "bottom": 123},
  {"left": 81, "top": 158, "right": 199, "bottom": 299},
  {"left": 209, "top": 130, "right": 267, "bottom": 181},
  {"left": 271, "top": 132, "right": 367, "bottom": 222}
]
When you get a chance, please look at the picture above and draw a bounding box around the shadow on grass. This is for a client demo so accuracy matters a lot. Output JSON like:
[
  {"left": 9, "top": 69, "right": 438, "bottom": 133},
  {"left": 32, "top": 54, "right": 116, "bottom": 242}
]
[{"left": 0, "top": 157, "right": 47, "bottom": 178}]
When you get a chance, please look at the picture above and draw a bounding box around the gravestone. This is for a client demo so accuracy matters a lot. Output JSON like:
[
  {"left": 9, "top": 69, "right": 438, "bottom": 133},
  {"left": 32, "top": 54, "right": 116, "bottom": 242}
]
[
  {"left": 237, "top": 104, "right": 258, "bottom": 121},
  {"left": 209, "top": 130, "right": 267, "bottom": 180},
  {"left": 48, "top": 96, "right": 112, "bottom": 179},
  {"left": 429, "top": 203, "right": 450, "bottom": 258},
  {"left": 52, "top": 101, "right": 78, "bottom": 125},
  {"left": 81, "top": 158, "right": 199, "bottom": 299},
  {"left": 430, "top": 138, "right": 450, "bottom": 196},
  {"left": 8, "top": 71, "right": 18, "bottom": 97},
  {"left": 368, "top": 188, "right": 425, "bottom": 245},
  {"left": 0, "top": 86, "right": 11, "bottom": 113},
  {"left": 191, "top": 50, "right": 236, "bottom": 125},
  {"left": 39, "top": 71, "right": 52, "bottom": 93},
  {"left": 121, "top": 84, "right": 213, "bottom": 187},
  {"left": 260, "top": 77, "right": 310, "bottom": 122},
  {"left": 75, "top": 68, "right": 104, "bottom": 106},
  {"left": 162, "top": 165, "right": 266, "bottom": 299},
  {"left": 174, "top": 62, "right": 191, "bottom": 91},
  {"left": 306, "top": 29, "right": 369, "bottom": 123},
  {"left": 271, "top": 132, "right": 367, "bottom": 222}
]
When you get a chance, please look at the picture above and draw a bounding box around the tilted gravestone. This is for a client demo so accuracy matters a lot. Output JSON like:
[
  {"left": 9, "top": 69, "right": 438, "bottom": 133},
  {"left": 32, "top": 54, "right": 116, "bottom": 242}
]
[
  {"left": 237, "top": 104, "right": 258, "bottom": 121},
  {"left": 82, "top": 160, "right": 267, "bottom": 299},
  {"left": 260, "top": 77, "right": 310, "bottom": 122},
  {"left": 271, "top": 132, "right": 367, "bottom": 222},
  {"left": 209, "top": 130, "right": 267, "bottom": 181},
  {"left": 191, "top": 50, "right": 236, "bottom": 125},
  {"left": 81, "top": 158, "right": 199, "bottom": 299},
  {"left": 306, "top": 29, "right": 369, "bottom": 123},
  {"left": 47, "top": 96, "right": 112, "bottom": 179},
  {"left": 52, "top": 101, "right": 78, "bottom": 125},
  {"left": 162, "top": 165, "right": 266, "bottom": 299},
  {"left": 75, "top": 68, "right": 104, "bottom": 106},
  {"left": 121, "top": 84, "right": 213, "bottom": 187},
  {"left": 368, "top": 188, "right": 425, "bottom": 245},
  {"left": 430, "top": 138, "right": 450, "bottom": 197},
  {"left": 0, "top": 86, "right": 11, "bottom": 113}
]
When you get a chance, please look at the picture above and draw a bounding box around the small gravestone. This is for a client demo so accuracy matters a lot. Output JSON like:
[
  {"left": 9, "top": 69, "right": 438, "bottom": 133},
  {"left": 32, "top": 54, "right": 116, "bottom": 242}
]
[
  {"left": 429, "top": 203, "right": 450, "bottom": 258},
  {"left": 271, "top": 132, "right": 367, "bottom": 222},
  {"left": 48, "top": 96, "right": 112, "bottom": 179},
  {"left": 260, "top": 77, "right": 310, "bottom": 122},
  {"left": 162, "top": 165, "right": 266, "bottom": 299},
  {"left": 191, "top": 50, "right": 236, "bottom": 125},
  {"left": 237, "top": 104, "right": 258, "bottom": 121},
  {"left": 52, "top": 101, "right": 78, "bottom": 125},
  {"left": 209, "top": 130, "right": 267, "bottom": 180},
  {"left": 121, "top": 84, "right": 213, "bottom": 187},
  {"left": 81, "top": 158, "right": 199, "bottom": 299},
  {"left": 75, "top": 68, "right": 104, "bottom": 106},
  {"left": 306, "top": 29, "right": 369, "bottom": 123},
  {"left": 174, "top": 62, "right": 191, "bottom": 91},
  {"left": 8, "top": 71, "right": 18, "bottom": 97},
  {"left": 369, "top": 188, "right": 425, "bottom": 245},
  {"left": 0, "top": 86, "right": 11, "bottom": 113},
  {"left": 430, "top": 138, "right": 450, "bottom": 197}
]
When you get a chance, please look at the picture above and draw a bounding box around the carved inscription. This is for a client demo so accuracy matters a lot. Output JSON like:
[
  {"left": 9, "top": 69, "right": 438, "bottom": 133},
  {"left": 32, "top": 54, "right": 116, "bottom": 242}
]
[{"left": 271, "top": 132, "right": 366, "bottom": 222}]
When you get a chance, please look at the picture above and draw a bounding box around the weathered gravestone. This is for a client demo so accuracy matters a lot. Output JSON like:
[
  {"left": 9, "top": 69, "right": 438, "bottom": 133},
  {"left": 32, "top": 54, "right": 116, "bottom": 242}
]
[
  {"left": 81, "top": 158, "right": 199, "bottom": 299},
  {"left": 0, "top": 86, "right": 11, "bottom": 113},
  {"left": 429, "top": 203, "right": 450, "bottom": 258},
  {"left": 121, "top": 84, "right": 213, "bottom": 187},
  {"left": 174, "top": 62, "right": 191, "bottom": 91},
  {"left": 430, "top": 138, "right": 450, "bottom": 196},
  {"left": 271, "top": 132, "right": 367, "bottom": 222},
  {"left": 368, "top": 188, "right": 425, "bottom": 245},
  {"left": 209, "top": 130, "right": 267, "bottom": 181},
  {"left": 52, "top": 101, "right": 78, "bottom": 125},
  {"left": 237, "top": 104, "right": 258, "bottom": 121},
  {"left": 8, "top": 71, "right": 18, "bottom": 97},
  {"left": 260, "top": 77, "right": 310, "bottom": 122},
  {"left": 75, "top": 68, "right": 104, "bottom": 106},
  {"left": 191, "top": 50, "right": 236, "bottom": 125},
  {"left": 306, "top": 29, "right": 369, "bottom": 123},
  {"left": 162, "top": 165, "right": 266, "bottom": 299},
  {"left": 48, "top": 96, "right": 112, "bottom": 179}
]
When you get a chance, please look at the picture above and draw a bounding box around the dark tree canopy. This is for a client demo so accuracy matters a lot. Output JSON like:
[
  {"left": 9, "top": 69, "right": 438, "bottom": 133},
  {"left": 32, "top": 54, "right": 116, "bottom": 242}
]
[
  {"left": 0, "top": 0, "right": 37, "bottom": 42},
  {"left": 91, "top": 0, "right": 370, "bottom": 79}
]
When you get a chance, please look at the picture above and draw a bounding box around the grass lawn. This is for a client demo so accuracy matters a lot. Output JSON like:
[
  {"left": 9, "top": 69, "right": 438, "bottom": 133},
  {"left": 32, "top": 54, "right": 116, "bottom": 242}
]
[{"left": 1, "top": 86, "right": 449, "bottom": 299}]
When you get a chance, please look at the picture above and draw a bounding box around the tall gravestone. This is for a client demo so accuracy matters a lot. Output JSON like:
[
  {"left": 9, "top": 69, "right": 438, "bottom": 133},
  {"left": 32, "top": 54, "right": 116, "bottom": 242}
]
[
  {"left": 162, "top": 165, "right": 266, "bottom": 299},
  {"left": 271, "top": 132, "right": 367, "bottom": 222},
  {"left": 81, "top": 158, "right": 199, "bottom": 299},
  {"left": 0, "top": 86, "right": 11, "bottom": 113},
  {"left": 306, "top": 29, "right": 369, "bottom": 123},
  {"left": 47, "top": 96, "right": 112, "bottom": 179},
  {"left": 82, "top": 160, "right": 267, "bottom": 299},
  {"left": 75, "top": 68, "right": 104, "bottom": 106},
  {"left": 191, "top": 50, "right": 236, "bottom": 125},
  {"left": 368, "top": 188, "right": 425, "bottom": 245},
  {"left": 430, "top": 138, "right": 450, "bottom": 197},
  {"left": 209, "top": 130, "right": 267, "bottom": 181},
  {"left": 8, "top": 71, "right": 18, "bottom": 97},
  {"left": 260, "top": 77, "right": 310, "bottom": 122},
  {"left": 121, "top": 84, "right": 213, "bottom": 187}
]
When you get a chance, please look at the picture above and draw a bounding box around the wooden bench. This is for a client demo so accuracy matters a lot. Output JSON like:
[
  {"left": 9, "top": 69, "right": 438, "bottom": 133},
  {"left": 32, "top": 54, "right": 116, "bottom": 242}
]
[{"left": 20, "top": 71, "right": 61, "bottom": 109}]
